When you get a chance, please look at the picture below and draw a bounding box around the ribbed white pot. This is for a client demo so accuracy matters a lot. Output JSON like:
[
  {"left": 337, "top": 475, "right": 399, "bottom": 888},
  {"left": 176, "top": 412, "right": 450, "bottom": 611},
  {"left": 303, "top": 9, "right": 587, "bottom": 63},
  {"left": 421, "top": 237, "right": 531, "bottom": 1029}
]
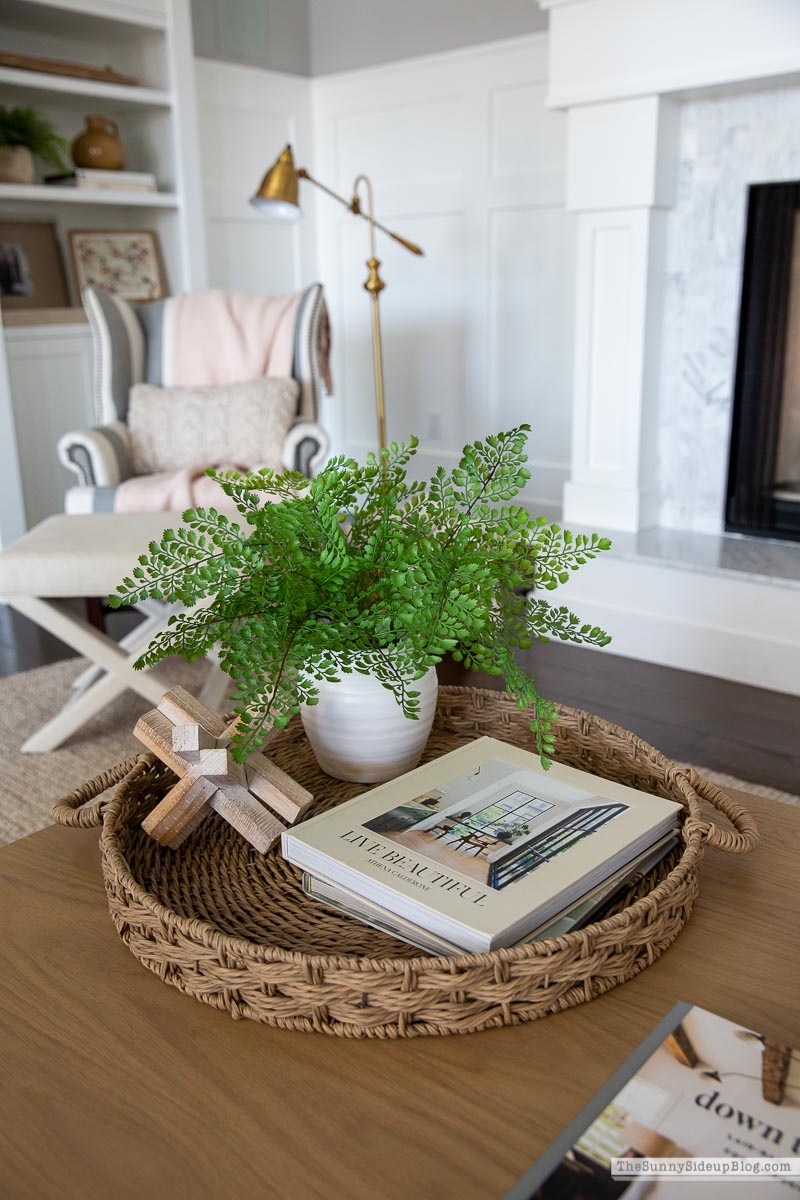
[{"left": 300, "top": 664, "right": 438, "bottom": 784}]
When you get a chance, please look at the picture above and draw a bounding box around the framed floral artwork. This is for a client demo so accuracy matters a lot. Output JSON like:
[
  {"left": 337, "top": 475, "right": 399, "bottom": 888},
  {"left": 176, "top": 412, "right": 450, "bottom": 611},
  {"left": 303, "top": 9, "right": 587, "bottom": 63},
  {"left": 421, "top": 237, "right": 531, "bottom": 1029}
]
[{"left": 68, "top": 229, "right": 167, "bottom": 301}]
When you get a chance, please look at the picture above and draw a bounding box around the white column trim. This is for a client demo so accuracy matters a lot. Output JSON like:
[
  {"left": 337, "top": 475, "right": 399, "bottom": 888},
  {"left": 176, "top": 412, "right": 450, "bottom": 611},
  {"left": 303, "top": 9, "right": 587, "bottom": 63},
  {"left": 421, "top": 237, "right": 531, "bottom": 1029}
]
[
  {"left": 561, "top": 96, "right": 677, "bottom": 531},
  {"left": 169, "top": 0, "right": 208, "bottom": 290}
]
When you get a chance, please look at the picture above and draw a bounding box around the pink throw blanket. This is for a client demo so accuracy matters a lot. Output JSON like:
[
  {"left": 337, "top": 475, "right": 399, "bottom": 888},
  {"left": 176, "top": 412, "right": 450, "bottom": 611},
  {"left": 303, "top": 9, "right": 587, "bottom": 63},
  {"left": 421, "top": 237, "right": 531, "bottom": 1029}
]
[
  {"left": 168, "top": 290, "right": 301, "bottom": 387},
  {"left": 115, "top": 465, "right": 274, "bottom": 514}
]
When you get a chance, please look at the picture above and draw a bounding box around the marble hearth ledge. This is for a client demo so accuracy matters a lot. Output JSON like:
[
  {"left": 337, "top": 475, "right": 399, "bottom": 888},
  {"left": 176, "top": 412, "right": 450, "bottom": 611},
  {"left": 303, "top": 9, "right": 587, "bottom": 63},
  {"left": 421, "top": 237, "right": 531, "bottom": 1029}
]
[
  {"left": 602, "top": 527, "right": 800, "bottom": 590},
  {"left": 526, "top": 514, "right": 800, "bottom": 591}
]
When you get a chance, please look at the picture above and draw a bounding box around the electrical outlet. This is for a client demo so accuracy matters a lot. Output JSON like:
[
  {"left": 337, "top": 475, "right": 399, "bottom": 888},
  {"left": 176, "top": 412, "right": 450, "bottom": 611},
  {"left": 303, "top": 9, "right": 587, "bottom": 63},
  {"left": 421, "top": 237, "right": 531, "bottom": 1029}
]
[{"left": 426, "top": 412, "right": 442, "bottom": 441}]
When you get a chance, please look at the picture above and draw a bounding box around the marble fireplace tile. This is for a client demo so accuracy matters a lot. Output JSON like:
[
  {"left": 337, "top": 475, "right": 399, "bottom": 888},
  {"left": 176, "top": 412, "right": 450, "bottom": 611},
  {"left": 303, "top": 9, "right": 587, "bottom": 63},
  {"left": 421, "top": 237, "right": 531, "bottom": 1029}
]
[
  {"left": 556, "top": 519, "right": 800, "bottom": 590},
  {"left": 656, "top": 84, "right": 800, "bottom": 532}
]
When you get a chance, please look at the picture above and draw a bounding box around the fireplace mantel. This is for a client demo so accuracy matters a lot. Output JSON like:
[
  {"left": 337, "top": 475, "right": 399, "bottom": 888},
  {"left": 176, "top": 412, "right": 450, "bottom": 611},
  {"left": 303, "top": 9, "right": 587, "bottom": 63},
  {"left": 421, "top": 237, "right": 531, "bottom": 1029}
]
[
  {"left": 538, "top": 0, "right": 800, "bottom": 531},
  {"left": 540, "top": 0, "right": 800, "bottom": 108}
]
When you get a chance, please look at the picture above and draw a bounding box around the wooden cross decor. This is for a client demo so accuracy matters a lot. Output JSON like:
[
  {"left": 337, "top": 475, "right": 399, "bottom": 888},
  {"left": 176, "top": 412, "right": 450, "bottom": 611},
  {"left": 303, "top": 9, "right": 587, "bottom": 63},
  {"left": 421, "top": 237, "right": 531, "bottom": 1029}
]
[{"left": 134, "top": 686, "right": 313, "bottom": 853}]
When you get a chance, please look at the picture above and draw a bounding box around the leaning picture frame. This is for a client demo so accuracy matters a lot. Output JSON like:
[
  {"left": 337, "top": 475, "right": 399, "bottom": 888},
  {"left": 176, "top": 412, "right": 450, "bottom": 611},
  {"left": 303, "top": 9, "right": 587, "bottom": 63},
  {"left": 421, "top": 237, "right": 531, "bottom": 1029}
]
[
  {"left": 68, "top": 228, "right": 167, "bottom": 301},
  {"left": 0, "top": 220, "right": 70, "bottom": 310}
]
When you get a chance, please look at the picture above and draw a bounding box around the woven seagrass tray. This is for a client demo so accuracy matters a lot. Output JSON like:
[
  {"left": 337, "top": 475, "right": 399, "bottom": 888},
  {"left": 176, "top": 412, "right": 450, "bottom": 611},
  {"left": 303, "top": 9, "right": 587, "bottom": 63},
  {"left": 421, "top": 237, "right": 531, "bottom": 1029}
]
[{"left": 52, "top": 687, "right": 759, "bottom": 1038}]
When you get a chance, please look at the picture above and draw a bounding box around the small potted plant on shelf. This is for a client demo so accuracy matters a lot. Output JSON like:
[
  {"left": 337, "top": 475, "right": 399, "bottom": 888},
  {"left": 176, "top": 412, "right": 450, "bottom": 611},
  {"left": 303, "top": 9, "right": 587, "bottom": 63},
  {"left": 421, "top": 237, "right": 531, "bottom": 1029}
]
[
  {"left": 0, "top": 105, "right": 69, "bottom": 184},
  {"left": 112, "top": 426, "right": 612, "bottom": 783}
]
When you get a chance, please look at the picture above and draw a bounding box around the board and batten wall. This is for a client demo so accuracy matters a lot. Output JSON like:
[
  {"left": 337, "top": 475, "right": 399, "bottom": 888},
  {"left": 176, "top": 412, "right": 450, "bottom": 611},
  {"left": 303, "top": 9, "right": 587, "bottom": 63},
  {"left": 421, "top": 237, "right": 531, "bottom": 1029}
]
[
  {"left": 311, "top": 35, "right": 573, "bottom": 510},
  {"left": 195, "top": 58, "right": 317, "bottom": 297}
]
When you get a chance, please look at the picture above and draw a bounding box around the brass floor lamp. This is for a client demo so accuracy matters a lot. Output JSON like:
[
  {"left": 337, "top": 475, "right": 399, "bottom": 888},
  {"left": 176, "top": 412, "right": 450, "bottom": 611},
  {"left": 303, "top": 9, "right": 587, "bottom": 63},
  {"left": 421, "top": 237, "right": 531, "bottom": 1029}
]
[{"left": 250, "top": 144, "right": 424, "bottom": 451}]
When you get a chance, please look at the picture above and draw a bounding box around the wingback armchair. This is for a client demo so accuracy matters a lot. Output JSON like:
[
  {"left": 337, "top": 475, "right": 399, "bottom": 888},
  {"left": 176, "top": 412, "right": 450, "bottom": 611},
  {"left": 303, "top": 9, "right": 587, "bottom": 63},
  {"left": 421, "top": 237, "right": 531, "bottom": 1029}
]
[{"left": 58, "top": 284, "right": 331, "bottom": 514}]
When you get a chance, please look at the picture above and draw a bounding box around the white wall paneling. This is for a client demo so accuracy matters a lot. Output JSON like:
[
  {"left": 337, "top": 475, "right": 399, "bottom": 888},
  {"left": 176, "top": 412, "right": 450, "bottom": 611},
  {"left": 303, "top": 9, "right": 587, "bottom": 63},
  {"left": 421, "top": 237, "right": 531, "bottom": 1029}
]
[
  {"left": 196, "top": 58, "right": 316, "bottom": 294},
  {"left": 311, "top": 36, "right": 572, "bottom": 510},
  {"left": 5, "top": 325, "right": 93, "bottom": 531}
]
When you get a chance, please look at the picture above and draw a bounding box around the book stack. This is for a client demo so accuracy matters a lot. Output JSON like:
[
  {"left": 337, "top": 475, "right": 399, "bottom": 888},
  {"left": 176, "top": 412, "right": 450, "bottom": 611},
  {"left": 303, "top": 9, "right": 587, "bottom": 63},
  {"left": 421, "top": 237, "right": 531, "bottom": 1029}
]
[
  {"left": 282, "top": 737, "right": 683, "bottom": 955},
  {"left": 44, "top": 168, "right": 157, "bottom": 193}
]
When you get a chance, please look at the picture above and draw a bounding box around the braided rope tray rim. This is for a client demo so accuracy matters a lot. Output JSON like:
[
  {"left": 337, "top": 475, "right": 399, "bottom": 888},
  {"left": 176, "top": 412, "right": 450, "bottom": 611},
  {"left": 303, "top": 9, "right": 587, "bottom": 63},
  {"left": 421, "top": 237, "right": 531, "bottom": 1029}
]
[{"left": 53, "top": 687, "right": 759, "bottom": 1037}]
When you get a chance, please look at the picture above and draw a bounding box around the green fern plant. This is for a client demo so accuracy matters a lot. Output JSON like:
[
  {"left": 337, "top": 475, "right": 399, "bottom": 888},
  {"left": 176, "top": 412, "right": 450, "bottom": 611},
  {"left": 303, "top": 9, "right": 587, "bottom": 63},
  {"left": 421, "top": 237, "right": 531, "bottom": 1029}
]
[
  {"left": 0, "top": 106, "right": 69, "bottom": 171},
  {"left": 111, "top": 426, "right": 612, "bottom": 765}
]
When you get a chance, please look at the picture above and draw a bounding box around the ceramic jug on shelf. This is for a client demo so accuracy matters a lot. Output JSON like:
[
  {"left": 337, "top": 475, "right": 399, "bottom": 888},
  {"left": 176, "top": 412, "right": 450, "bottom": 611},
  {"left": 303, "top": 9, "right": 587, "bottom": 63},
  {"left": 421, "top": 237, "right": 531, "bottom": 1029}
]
[{"left": 72, "top": 116, "right": 125, "bottom": 170}]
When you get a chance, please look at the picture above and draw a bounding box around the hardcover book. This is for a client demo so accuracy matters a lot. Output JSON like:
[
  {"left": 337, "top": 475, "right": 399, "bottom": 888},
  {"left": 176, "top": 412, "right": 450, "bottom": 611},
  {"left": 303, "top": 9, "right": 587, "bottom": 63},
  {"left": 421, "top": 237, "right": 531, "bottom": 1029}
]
[
  {"left": 504, "top": 1002, "right": 800, "bottom": 1199},
  {"left": 301, "top": 831, "right": 678, "bottom": 956},
  {"left": 45, "top": 169, "right": 157, "bottom": 192},
  {"left": 282, "top": 737, "right": 681, "bottom": 954}
]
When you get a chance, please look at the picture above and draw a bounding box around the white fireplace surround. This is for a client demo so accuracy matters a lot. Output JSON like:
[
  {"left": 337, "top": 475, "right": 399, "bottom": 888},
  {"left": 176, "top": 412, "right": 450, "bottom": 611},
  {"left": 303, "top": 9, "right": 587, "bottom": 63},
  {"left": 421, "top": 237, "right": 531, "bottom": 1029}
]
[
  {"left": 541, "top": 0, "right": 800, "bottom": 534},
  {"left": 530, "top": 0, "right": 800, "bottom": 698}
]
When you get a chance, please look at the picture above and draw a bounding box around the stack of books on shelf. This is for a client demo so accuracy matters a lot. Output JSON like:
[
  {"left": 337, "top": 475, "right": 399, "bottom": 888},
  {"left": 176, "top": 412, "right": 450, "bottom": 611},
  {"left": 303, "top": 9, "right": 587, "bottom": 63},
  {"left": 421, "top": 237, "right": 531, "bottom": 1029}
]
[
  {"left": 282, "top": 737, "right": 683, "bottom": 956},
  {"left": 44, "top": 168, "right": 157, "bottom": 193}
]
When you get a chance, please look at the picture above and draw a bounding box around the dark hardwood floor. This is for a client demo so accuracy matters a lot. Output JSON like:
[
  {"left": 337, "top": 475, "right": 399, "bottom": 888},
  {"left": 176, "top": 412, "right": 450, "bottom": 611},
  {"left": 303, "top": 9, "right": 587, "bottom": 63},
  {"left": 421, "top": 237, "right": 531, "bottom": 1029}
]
[
  {"left": 2, "top": 602, "right": 798, "bottom": 793},
  {"left": 440, "top": 644, "right": 800, "bottom": 794}
]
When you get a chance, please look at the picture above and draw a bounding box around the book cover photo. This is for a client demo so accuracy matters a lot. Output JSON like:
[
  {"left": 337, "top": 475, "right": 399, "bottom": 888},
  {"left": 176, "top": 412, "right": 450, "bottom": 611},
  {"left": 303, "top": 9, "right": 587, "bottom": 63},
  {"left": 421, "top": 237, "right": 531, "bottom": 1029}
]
[
  {"left": 361, "top": 757, "right": 630, "bottom": 892},
  {"left": 506, "top": 1003, "right": 800, "bottom": 1199}
]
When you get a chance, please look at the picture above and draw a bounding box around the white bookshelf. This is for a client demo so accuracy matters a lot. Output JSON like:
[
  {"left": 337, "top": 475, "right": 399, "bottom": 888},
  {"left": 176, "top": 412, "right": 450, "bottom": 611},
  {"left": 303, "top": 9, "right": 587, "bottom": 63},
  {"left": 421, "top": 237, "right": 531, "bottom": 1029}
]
[
  {"left": 0, "top": 183, "right": 180, "bottom": 206},
  {"left": 0, "top": 0, "right": 207, "bottom": 545},
  {"left": 0, "top": 65, "right": 173, "bottom": 110}
]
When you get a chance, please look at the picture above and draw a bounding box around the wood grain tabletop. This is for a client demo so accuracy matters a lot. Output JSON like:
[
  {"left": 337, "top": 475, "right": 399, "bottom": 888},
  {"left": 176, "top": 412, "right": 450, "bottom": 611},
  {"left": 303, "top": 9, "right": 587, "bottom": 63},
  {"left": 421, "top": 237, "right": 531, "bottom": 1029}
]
[{"left": 1, "top": 788, "right": 798, "bottom": 1200}]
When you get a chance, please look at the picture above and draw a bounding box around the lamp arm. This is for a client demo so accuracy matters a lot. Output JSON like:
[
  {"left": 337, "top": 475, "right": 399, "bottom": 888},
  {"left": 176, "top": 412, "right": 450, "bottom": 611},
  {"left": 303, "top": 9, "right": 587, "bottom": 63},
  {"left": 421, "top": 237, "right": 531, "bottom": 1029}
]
[
  {"left": 296, "top": 167, "right": 352, "bottom": 213},
  {"left": 297, "top": 167, "right": 424, "bottom": 257}
]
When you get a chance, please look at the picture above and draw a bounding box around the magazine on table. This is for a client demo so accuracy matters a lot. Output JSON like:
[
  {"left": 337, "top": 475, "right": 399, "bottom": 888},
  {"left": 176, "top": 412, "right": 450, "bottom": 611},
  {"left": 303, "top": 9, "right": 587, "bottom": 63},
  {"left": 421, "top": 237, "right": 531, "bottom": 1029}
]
[
  {"left": 504, "top": 1002, "right": 800, "bottom": 1199},
  {"left": 282, "top": 737, "right": 681, "bottom": 954}
]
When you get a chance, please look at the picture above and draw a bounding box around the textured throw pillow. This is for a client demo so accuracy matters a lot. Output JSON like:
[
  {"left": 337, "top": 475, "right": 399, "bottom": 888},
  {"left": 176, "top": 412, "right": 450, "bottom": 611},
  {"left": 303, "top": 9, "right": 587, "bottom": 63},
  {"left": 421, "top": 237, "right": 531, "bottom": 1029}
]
[{"left": 127, "top": 377, "right": 300, "bottom": 475}]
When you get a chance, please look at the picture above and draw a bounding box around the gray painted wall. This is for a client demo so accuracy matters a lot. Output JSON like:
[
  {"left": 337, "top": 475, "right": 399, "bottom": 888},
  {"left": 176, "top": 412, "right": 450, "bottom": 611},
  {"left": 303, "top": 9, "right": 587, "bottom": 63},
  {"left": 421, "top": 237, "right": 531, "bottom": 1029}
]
[
  {"left": 192, "top": 0, "right": 546, "bottom": 77},
  {"left": 191, "top": 0, "right": 311, "bottom": 75},
  {"left": 308, "top": 0, "right": 546, "bottom": 75}
]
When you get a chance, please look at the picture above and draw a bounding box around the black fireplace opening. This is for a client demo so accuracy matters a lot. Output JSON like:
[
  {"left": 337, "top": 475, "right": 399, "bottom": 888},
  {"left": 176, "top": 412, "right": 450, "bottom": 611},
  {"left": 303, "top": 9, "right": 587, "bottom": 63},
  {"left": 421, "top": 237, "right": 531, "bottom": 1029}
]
[{"left": 726, "top": 181, "right": 800, "bottom": 542}]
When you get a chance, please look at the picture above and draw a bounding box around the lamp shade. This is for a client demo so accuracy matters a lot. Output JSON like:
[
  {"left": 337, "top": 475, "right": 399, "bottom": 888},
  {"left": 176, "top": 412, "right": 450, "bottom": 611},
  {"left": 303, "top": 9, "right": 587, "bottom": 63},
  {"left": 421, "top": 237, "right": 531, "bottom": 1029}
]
[{"left": 250, "top": 143, "right": 301, "bottom": 220}]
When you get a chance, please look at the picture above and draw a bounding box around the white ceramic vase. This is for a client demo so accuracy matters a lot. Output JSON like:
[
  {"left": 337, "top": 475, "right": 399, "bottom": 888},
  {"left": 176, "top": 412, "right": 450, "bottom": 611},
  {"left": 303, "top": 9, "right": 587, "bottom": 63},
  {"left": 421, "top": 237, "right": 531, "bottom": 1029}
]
[{"left": 300, "top": 664, "right": 438, "bottom": 784}]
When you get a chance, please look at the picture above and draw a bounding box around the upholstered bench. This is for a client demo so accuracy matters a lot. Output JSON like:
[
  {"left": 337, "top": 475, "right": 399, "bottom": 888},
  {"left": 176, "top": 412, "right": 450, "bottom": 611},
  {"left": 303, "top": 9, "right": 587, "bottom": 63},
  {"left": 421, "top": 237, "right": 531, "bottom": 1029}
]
[{"left": 0, "top": 513, "right": 218, "bottom": 753}]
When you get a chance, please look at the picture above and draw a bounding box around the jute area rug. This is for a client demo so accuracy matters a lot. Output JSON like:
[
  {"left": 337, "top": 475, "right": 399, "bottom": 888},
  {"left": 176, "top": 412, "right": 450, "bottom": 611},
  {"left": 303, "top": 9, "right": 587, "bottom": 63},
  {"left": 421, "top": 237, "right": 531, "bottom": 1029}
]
[
  {"left": 0, "top": 659, "right": 797, "bottom": 849},
  {"left": 0, "top": 657, "right": 206, "bottom": 847}
]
